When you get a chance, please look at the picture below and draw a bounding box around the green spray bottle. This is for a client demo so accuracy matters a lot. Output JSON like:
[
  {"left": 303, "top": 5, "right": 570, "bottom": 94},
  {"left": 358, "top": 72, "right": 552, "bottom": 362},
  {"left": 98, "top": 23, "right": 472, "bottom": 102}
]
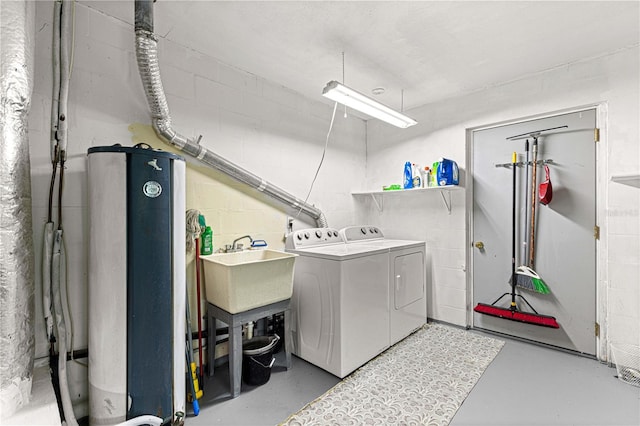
[
  {"left": 201, "top": 226, "right": 213, "bottom": 255},
  {"left": 430, "top": 161, "right": 440, "bottom": 187}
]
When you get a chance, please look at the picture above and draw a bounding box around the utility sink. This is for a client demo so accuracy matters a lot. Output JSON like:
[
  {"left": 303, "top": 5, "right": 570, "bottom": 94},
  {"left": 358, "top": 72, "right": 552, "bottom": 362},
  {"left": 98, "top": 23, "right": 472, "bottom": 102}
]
[{"left": 200, "top": 250, "right": 298, "bottom": 314}]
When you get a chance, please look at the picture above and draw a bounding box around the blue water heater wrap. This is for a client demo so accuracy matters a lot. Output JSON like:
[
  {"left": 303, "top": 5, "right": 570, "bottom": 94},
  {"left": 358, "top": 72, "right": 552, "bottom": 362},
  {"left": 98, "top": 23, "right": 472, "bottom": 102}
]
[
  {"left": 87, "top": 145, "right": 186, "bottom": 425},
  {"left": 126, "top": 149, "right": 173, "bottom": 417}
]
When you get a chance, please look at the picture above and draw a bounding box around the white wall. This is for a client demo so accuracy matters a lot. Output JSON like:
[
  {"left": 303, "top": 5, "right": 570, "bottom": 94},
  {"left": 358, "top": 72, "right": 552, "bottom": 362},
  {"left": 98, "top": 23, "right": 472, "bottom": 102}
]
[
  {"left": 28, "top": 1, "right": 366, "bottom": 412},
  {"left": 361, "top": 46, "right": 640, "bottom": 354}
]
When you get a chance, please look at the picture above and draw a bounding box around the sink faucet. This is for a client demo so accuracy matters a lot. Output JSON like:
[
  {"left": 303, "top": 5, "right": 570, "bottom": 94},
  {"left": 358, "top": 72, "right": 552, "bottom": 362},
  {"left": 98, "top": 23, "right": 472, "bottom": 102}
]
[{"left": 230, "top": 235, "right": 253, "bottom": 252}]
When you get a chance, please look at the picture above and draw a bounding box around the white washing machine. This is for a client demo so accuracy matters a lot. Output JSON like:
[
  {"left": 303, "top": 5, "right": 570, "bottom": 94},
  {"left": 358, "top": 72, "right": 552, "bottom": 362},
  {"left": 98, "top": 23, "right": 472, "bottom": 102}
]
[
  {"left": 340, "top": 226, "right": 427, "bottom": 346},
  {"left": 285, "top": 228, "right": 390, "bottom": 378}
]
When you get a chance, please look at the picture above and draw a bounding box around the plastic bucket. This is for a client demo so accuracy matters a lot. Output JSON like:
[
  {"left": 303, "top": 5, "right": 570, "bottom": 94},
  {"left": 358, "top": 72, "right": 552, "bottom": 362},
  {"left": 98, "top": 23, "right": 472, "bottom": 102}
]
[{"left": 242, "top": 334, "right": 280, "bottom": 386}]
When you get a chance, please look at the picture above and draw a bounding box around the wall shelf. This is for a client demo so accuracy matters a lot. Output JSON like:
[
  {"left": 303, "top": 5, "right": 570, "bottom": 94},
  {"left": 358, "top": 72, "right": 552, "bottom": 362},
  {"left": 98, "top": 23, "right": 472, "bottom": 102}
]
[
  {"left": 352, "top": 185, "right": 462, "bottom": 214},
  {"left": 611, "top": 174, "right": 640, "bottom": 188}
]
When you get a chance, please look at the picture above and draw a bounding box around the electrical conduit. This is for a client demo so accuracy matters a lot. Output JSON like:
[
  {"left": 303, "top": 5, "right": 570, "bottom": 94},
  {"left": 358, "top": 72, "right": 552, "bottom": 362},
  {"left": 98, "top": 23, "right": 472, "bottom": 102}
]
[{"left": 133, "top": 0, "right": 327, "bottom": 228}]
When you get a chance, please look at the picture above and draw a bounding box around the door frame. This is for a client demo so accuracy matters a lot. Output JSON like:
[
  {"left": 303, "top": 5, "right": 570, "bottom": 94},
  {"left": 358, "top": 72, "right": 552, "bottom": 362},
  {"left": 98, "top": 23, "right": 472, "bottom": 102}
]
[{"left": 465, "top": 103, "right": 609, "bottom": 361}]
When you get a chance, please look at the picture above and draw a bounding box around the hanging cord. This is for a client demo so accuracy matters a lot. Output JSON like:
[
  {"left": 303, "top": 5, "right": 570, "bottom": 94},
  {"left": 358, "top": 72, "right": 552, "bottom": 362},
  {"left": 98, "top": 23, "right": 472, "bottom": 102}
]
[
  {"left": 294, "top": 102, "right": 339, "bottom": 221},
  {"left": 342, "top": 52, "right": 347, "bottom": 118}
]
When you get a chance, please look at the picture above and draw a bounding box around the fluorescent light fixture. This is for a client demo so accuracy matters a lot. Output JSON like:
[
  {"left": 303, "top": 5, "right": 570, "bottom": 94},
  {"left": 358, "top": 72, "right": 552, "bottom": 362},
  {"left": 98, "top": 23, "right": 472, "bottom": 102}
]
[{"left": 322, "top": 80, "right": 417, "bottom": 128}]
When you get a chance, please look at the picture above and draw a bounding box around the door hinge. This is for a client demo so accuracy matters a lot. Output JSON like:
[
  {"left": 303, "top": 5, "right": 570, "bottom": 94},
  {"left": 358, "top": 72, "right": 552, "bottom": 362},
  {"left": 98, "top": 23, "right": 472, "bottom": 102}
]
[
  {"left": 594, "top": 225, "right": 600, "bottom": 240},
  {"left": 594, "top": 128, "right": 600, "bottom": 142},
  {"left": 595, "top": 322, "right": 600, "bottom": 337}
]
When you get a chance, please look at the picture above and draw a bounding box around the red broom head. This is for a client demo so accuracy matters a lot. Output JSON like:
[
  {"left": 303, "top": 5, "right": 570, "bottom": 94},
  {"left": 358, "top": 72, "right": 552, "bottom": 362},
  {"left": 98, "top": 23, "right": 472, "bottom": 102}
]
[{"left": 474, "top": 303, "right": 560, "bottom": 329}]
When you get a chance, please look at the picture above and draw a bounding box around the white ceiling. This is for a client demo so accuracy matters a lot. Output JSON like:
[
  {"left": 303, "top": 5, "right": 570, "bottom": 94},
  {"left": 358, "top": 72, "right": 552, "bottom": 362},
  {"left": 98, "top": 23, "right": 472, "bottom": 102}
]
[{"left": 86, "top": 1, "right": 639, "bottom": 111}]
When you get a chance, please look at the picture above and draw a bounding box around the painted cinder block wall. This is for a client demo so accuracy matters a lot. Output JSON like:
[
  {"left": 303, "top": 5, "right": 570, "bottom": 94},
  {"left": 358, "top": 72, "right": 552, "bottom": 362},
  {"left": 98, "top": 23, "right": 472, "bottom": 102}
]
[
  {"left": 25, "top": 0, "right": 638, "bottom": 414},
  {"left": 359, "top": 45, "right": 640, "bottom": 355}
]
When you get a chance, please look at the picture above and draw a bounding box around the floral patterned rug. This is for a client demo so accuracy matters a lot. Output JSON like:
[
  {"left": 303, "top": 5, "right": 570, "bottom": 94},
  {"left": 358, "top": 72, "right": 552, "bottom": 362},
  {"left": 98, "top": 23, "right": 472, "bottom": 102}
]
[{"left": 280, "top": 322, "right": 504, "bottom": 426}]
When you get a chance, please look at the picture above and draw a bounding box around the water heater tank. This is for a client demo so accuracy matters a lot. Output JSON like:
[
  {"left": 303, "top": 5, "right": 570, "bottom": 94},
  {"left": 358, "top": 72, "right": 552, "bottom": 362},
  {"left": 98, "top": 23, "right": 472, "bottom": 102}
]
[{"left": 87, "top": 145, "right": 185, "bottom": 425}]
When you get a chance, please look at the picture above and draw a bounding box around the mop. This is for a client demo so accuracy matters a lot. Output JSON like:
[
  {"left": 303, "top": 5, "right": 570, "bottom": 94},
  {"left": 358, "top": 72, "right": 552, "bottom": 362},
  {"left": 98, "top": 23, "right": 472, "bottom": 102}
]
[
  {"left": 186, "top": 210, "right": 205, "bottom": 401},
  {"left": 187, "top": 210, "right": 206, "bottom": 371},
  {"left": 474, "top": 152, "right": 560, "bottom": 329}
]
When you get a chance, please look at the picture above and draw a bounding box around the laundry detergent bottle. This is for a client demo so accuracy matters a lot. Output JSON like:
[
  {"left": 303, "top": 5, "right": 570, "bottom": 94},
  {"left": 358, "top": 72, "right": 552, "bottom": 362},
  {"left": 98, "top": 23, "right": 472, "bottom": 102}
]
[
  {"left": 436, "top": 158, "right": 459, "bottom": 186},
  {"left": 403, "top": 161, "right": 414, "bottom": 189}
]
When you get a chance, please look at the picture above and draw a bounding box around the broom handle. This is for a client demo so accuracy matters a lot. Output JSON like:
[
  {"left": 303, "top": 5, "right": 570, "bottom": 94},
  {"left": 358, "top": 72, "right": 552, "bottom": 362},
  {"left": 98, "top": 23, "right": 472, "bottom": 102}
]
[
  {"left": 511, "top": 152, "right": 517, "bottom": 307},
  {"left": 529, "top": 138, "right": 538, "bottom": 268},
  {"left": 522, "top": 139, "right": 530, "bottom": 266},
  {"left": 195, "top": 239, "right": 204, "bottom": 380}
]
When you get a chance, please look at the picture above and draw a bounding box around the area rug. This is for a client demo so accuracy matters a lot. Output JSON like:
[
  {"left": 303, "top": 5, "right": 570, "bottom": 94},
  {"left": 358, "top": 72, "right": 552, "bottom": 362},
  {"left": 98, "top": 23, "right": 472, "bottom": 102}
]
[{"left": 280, "top": 322, "right": 504, "bottom": 426}]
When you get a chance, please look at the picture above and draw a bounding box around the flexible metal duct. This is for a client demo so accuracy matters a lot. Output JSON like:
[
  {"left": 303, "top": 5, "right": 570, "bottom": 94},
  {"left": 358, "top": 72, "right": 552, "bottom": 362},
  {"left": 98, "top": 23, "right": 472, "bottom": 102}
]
[
  {"left": 0, "top": 0, "right": 36, "bottom": 418},
  {"left": 133, "top": 0, "right": 327, "bottom": 228}
]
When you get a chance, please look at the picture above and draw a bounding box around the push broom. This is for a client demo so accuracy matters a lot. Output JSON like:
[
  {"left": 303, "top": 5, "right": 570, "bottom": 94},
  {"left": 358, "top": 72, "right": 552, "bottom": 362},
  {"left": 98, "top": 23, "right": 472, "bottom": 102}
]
[{"left": 474, "top": 152, "right": 559, "bottom": 329}]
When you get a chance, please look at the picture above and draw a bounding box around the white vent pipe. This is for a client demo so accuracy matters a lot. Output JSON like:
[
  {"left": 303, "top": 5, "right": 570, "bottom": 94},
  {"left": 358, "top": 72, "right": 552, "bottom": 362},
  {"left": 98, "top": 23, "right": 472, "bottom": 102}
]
[
  {"left": 0, "top": 0, "right": 36, "bottom": 419},
  {"left": 133, "top": 0, "right": 327, "bottom": 228}
]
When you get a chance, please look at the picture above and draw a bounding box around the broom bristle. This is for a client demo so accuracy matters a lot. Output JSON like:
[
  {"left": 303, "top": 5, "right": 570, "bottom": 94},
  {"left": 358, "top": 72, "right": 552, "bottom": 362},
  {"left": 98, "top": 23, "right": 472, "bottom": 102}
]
[
  {"left": 531, "top": 277, "right": 550, "bottom": 294},
  {"left": 515, "top": 273, "right": 535, "bottom": 290},
  {"left": 514, "top": 266, "right": 551, "bottom": 294},
  {"left": 516, "top": 274, "right": 550, "bottom": 294},
  {"left": 474, "top": 303, "right": 560, "bottom": 328}
]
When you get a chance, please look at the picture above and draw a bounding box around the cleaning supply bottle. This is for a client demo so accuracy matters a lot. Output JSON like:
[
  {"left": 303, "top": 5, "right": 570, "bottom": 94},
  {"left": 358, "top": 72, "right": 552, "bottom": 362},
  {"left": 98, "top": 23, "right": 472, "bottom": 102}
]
[
  {"left": 419, "top": 166, "right": 428, "bottom": 188},
  {"left": 403, "top": 161, "right": 413, "bottom": 189},
  {"left": 201, "top": 226, "right": 213, "bottom": 255},
  {"left": 437, "top": 158, "right": 459, "bottom": 186},
  {"left": 412, "top": 163, "right": 421, "bottom": 188},
  {"left": 423, "top": 166, "right": 431, "bottom": 188},
  {"left": 431, "top": 161, "right": 439, "bottom": 186}
]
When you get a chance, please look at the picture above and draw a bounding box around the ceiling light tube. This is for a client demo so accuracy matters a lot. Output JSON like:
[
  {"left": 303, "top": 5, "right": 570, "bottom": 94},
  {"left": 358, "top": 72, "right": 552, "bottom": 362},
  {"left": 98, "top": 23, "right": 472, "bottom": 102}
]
[{"left": 322, "top": 80, "right": 417, "bottom": 128}]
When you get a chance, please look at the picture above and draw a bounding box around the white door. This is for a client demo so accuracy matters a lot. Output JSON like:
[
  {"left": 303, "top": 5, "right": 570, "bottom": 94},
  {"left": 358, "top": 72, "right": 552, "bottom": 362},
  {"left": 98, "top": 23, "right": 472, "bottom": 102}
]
[{"left": 472, "top": 109, "right": 597, "bottom": 355}]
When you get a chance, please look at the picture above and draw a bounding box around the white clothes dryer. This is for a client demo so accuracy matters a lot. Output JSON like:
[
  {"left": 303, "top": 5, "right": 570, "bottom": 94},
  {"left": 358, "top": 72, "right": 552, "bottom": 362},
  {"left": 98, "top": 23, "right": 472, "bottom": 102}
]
[
  {"left": 285, "top": 228, "right": 390, "bottom": 378},
  {"left": 340, "top": 226, "right": 427, "bottom": 346}
]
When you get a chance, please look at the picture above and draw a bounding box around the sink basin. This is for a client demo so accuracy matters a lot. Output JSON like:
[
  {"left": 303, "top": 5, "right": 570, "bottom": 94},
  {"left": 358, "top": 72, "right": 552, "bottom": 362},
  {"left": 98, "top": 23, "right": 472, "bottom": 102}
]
[{"left": 200, "top": 250, "right": 298, "bottom": 314}]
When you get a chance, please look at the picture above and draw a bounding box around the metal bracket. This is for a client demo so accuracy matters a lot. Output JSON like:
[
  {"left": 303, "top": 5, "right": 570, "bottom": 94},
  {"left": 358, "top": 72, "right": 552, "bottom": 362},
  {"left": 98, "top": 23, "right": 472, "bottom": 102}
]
[
  {"left": 495, "top": 159, "right": 554, "bottom": 168},
  {"left": 506, "top": 125, "right": 568, "bottom": 140},
  {"left": 369, "top": 193, "right": 383, "bottom": 212},
  {"left": 440, "top": 189, "right": 452, "bottom": 214}
]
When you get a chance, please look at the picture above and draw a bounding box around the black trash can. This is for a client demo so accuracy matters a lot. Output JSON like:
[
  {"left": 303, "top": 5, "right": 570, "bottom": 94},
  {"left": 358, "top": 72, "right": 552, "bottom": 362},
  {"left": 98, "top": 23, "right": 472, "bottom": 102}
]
[{"left": 242, "top": 334, "right": 280, "bottom": 386}]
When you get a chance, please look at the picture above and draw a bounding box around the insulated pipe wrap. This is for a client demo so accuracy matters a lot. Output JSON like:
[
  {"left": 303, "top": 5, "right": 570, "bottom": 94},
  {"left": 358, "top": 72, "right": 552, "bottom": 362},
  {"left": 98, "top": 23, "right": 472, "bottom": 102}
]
[
  {"left": 0, "top": 0, "right": 36, "bottom": 418},
  {"left": 134, "top": 22, "right": 327, "bottom": 227}
]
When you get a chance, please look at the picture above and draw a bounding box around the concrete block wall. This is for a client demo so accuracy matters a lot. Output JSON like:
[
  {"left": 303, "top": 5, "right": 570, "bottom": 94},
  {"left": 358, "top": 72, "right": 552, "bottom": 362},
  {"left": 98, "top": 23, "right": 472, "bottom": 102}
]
[
  {"left": 360, "top": 46, "right": 640, "bottom": 354},
  {"left": 24, "top": 2, "right": 638, "bottom": 415},
  {"left": 28, "top": 1, "right": 366, "bottom": 413}
]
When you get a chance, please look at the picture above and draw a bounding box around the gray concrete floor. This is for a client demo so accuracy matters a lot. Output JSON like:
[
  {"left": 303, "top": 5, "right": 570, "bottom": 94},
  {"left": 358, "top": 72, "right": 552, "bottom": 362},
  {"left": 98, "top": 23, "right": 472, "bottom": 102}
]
[
  {"left": 187, "top": 333, "right": 640, "bottom": 426},
  {"left": 450, "top": 337, "right": 640, "bottom": 426},
  {"left": 187, "top": 351, "right": 339, "bottom": 425}
]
